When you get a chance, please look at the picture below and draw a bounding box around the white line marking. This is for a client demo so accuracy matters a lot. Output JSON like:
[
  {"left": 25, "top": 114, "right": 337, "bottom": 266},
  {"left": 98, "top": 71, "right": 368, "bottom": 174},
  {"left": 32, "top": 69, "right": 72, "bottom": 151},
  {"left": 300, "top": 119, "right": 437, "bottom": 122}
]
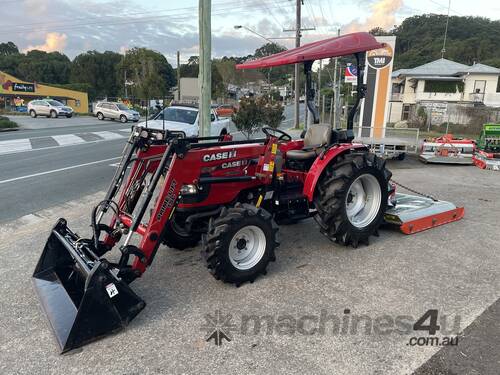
[
  {"left": 117, "top": 128, "right": 132, "bottom": 133},
  {"left": 52, "top": 134, "right": 86, "bottom": 146},
  {"left": 0, "top": 139, "right": 32, "bottom": 154},
  {"left": 93, "top": 131, "right": 125, "bottom": 140},
  {"left": 0, "top": 157, "right": 121, "bottom": 185}
]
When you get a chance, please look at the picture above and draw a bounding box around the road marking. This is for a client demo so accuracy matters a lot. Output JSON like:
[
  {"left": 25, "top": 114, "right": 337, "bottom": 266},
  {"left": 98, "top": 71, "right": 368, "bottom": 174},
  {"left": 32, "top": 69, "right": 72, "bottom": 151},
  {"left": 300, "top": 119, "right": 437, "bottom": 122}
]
[
  {"left": 52, "top": 134, "right": 86, "bottom": 146},
  {"left": 0, "top": 139, "right": 32, "bottom": 154},
  {"left": 93, "top": 131, "right": 125, "bottom": 140},
  {"left": 0, "top": 157, "right": 121, "bottom": 185}
]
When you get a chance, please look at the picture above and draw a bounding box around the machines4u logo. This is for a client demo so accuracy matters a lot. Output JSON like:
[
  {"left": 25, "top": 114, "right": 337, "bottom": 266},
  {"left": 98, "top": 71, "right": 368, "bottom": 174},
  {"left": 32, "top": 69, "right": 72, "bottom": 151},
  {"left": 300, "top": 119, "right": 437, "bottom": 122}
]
[{"left": 367, "top": 44, "right": 393, "bottom": 69}]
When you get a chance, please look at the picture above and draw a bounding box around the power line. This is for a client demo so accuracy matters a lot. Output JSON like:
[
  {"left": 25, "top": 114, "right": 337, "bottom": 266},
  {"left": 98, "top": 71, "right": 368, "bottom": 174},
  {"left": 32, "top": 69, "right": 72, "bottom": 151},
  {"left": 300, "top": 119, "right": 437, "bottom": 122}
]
[{"left": 0, "top": 0, "right": 293, "bottom": 37}]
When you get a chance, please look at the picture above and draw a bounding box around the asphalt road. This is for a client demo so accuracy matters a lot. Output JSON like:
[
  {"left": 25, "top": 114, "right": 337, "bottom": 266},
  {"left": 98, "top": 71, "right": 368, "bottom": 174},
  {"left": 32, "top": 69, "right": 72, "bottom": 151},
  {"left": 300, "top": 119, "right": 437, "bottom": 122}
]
[{"left": 0, "top": 106, "right": 304, "bottom": 223}]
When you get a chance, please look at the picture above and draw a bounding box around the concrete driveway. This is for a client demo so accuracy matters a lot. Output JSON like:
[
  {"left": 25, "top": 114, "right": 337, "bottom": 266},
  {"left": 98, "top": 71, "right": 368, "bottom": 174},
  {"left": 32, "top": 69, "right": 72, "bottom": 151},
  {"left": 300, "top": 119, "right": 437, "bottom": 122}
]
[{"left": 0, "top": 159, "right": 498, "bottom": 374}]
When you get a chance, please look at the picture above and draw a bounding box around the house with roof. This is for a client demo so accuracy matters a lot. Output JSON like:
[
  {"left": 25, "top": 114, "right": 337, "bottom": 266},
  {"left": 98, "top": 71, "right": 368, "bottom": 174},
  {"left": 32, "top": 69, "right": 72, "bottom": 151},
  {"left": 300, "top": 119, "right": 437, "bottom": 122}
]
[{"left": 389, "top": 58, "right": 500, "bottom": 123}]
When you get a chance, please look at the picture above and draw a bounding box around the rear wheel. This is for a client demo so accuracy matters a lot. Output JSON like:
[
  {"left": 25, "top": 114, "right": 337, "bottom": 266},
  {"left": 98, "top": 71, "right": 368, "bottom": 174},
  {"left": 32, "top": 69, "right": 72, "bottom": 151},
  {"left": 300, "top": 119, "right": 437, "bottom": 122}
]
[
  {"left": 314, "top": 152, "right": 391, "bottom": 247},
  {"left": 97, "top": 112, "right": 104, "bottom": 120},
  {"left": 203, "top": 204, "right": 279, "bottom": 286}
]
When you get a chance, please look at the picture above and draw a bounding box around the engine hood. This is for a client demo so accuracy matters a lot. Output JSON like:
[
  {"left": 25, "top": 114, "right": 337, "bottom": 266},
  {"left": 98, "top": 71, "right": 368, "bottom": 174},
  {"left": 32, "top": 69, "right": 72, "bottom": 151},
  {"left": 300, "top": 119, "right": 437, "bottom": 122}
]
[{"left": 137, "top": 120, "right": 197, "bottom": 136}]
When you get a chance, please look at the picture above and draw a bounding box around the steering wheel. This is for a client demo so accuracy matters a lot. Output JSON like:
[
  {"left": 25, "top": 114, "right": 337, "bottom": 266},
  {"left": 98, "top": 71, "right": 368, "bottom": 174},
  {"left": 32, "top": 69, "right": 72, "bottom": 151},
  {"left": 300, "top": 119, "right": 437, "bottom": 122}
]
[{"left": 262, "top": 126, "right": 292, "bottom": 141}]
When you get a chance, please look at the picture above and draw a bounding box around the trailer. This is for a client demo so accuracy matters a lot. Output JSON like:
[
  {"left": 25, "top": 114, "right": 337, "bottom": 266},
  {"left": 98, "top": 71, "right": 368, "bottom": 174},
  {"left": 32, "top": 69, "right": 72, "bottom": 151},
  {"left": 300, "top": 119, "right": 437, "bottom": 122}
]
[{"left": 419, "top": 134, "right": 475, "bottom": 165}]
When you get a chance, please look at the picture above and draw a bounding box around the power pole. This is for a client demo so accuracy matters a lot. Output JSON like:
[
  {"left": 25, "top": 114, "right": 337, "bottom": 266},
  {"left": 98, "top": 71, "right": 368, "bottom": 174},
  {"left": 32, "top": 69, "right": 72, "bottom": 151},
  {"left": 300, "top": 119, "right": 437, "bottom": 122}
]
[
  {"left": 294, "top": 0, "right": 301, "bottom": 129},
  {"left": 198, "top": 0, "right": 211, "bottom": 137},
  {"left": 335, "top": 62, "right": 342, "bottom": 128},
  {"left": 176, "top": 51, "right": 181, "bottom": 101},
  {"left": 318, "top": 59, "right": 322, "bottom": 107},
  {"left": 283, "top": 1, "right": 316, "bottom": 129},
  {"left": 332, "top": 28, "right": 340, "bottom": 128},
  {"left": 124, "top": 70, "right": 128, "bottom": 98}
]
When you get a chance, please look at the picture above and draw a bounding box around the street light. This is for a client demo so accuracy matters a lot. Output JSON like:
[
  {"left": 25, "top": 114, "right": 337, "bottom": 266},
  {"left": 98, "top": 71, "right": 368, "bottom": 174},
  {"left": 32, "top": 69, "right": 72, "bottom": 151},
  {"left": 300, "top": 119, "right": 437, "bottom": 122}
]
[{"left": 233, "top": 25, "right": 288, "bottom": 48}]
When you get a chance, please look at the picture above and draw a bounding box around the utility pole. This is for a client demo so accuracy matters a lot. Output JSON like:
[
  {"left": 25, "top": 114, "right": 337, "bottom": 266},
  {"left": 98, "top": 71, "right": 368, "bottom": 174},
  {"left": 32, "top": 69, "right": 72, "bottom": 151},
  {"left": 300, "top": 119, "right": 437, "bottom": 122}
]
[
  {"left": 283, "top": 1, "right": 315, "bottom": 129},
  {"left": 124, "top": 70, "right": 128, "bottom": 98},
  {"left": 332, "top": 28, "right": 340, "bottom": 128},
  {"left": 198, "top": 0, "right": 211, "bottom": 137},
  {"left": 294, "top": 0, "right": 301, "bottom": 130},
  {"left": 318, "top": 59, "right": 322, "bottom": 107},
  {"left": 176, "top": 51, "right": 181, "bottom": 101},
  {"left": 335, "top": 62, "right": 342, "bottom": 128}
]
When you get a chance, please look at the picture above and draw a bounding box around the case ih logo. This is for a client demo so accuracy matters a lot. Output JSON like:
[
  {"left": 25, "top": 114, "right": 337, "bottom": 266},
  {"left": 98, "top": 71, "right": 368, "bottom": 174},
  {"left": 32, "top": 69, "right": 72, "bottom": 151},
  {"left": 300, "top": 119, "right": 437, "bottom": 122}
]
[{"left": 203, "top": 150, "right": 237, "bottom": 162}]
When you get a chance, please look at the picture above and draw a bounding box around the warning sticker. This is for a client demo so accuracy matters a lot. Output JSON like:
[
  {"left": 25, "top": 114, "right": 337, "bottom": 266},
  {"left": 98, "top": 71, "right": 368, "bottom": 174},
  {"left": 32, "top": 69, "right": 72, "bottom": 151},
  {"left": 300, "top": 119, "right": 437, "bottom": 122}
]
[
  {"left": 106, "top": 283, "right": 119, "bottom": 298},
  {"left": 271, "top": 143, "right": 278, "bottom": 154}
]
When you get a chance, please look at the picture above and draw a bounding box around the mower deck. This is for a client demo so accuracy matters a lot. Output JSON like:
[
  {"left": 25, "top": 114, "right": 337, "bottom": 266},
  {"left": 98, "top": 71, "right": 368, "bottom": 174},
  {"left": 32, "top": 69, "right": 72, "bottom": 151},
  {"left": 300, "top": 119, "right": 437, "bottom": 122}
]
[{"left": 385, "top": 193, "right": 464, "bottom": 234}]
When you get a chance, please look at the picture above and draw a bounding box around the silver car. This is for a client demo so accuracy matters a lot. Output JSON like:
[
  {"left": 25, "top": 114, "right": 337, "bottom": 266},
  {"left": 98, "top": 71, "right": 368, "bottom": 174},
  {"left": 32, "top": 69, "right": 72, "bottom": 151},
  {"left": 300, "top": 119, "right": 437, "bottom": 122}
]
[
  {"left": 94, "top": 102, "right": 140, "bottom": 123},
  {"left": 28, "top": 99, "right": 74, "bottom": 118}
]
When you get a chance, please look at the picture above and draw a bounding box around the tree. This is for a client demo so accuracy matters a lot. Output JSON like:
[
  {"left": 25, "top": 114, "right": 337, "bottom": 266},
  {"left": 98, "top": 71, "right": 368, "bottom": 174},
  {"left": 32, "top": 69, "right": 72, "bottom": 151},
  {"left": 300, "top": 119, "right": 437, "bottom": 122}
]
[
  {"left": 0, "top": 42, "right": 19, "bottom": 56},
  {"left": 118, "top": 47, "right": 175, "bottom": 99},
  {"left": 16, "top": 50, "right": 71, "bottom": 84},
  {"left": 258, "top": 95, "right": 285, "bottom": 129},
  {"left": 70, "top": 50, "right": 122, "bottom": 100},
  {"left": 179, "top": 56, "right": 225, "bottom": 98},
  {"left": 253, "top": 43, "right": 290, "bottom": 85},
  {"left": 231, "top": 97, "right": 264, "bottom": 139}
]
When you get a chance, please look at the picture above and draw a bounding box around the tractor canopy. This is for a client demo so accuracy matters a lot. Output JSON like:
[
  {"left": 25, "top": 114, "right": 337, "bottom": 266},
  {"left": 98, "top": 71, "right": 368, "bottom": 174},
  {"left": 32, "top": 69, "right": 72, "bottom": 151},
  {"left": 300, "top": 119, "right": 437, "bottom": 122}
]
[{"left": 235, "top": 32, "right": 383, "bottom": 69}]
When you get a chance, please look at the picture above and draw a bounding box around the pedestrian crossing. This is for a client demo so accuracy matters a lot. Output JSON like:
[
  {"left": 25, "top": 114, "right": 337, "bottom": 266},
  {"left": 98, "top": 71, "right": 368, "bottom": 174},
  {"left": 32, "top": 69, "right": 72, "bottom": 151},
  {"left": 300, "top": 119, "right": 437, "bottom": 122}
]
[{"left": 0, "top": 129, "right": 131, "bottom": 155}]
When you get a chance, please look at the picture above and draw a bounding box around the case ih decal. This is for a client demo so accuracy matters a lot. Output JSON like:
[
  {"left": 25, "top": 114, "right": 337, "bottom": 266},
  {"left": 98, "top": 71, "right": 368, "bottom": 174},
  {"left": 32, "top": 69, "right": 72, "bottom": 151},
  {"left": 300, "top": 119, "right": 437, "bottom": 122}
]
[{"left": 203, "top": 150, "right": 237, "bottom": 162}]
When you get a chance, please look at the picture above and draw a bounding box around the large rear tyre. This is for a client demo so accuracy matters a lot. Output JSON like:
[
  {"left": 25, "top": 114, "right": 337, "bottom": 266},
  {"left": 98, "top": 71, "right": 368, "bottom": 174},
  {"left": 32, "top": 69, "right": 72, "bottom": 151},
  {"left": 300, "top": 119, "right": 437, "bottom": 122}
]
[
  {"left": 161, "top": 216, "right": 201, "bottom": 250},
  {"left": 203, "top": 204, "right": 279, "bottom": 286},
  {"left": 314, "top": 152, "right": 391, "bottom": 247}
]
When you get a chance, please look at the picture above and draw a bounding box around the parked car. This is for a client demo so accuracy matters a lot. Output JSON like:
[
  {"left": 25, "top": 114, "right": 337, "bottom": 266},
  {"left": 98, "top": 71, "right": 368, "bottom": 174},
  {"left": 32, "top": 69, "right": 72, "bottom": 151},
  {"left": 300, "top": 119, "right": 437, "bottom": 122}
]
[
  {"left": 138, "top": 104, "right": 230, "bottom": 137},
  {"left": 94, "top": 102, "right": 140, "bottom": 123},
  {"left": 215, "top": 104, "right": 236, "bottom": 118},
  {"left": 28, "top": 99, "right": 74, "bottom": 118}
]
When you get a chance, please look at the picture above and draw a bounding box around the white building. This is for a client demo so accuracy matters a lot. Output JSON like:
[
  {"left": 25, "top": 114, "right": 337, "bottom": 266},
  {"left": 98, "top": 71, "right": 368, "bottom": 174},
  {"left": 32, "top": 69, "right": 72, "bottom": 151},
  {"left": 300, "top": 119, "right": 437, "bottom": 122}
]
[{"left": 389, "top": 58, "right": 500, "bottom": 123}]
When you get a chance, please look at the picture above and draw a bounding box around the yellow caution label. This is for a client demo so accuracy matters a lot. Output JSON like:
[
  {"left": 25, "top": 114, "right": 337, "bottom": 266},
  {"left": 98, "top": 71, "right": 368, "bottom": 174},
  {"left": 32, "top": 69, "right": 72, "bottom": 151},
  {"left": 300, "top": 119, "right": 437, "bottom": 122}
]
[
  {"left": 271, "top": 143, "right": 278, "bottom": 154},
  {"left": 256, "top": 195, "right": 263, "bottom": 208},
  {"left": 269, "top": 161, "right": 274, "bottom": 172}
]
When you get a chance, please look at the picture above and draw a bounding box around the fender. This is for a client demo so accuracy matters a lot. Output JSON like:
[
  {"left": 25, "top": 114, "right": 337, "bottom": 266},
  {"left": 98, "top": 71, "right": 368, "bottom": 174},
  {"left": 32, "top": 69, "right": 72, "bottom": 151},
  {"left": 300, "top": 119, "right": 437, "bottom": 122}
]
[{"left": 303, "top": 143, "right": 368, "bottom": 202}]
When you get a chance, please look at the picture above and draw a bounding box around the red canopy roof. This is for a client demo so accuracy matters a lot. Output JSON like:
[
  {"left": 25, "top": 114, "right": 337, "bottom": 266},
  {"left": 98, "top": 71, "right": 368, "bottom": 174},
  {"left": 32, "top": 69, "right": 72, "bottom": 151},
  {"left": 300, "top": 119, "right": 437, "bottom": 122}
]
[{"left": 236, "top": 32, "right": 383, "bottom": 70}]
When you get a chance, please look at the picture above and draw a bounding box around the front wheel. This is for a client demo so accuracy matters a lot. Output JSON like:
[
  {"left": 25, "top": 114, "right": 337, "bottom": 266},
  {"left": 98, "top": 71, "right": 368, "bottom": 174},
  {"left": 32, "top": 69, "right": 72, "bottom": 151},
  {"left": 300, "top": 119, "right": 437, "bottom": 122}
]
[
  {"left": 203, "top": 204, "right": 279, "bottom": 286},
  {"left": 29, "top": 110, "right": 37, "bottom": 118},
  {"left": 314, "top": 152, "right": 391, "bottom": 247},
  {"left": 161, "top": 216, "right": 201, "bottom": 250},
  {"left": 120, "top": 115, "right": 127, "bottom": 123},
  {"left": 97, "top": 112, "right": 104, "bottom": 120},
  {"left": 50, "top": 110, "right": 58, "bottom": 118}
]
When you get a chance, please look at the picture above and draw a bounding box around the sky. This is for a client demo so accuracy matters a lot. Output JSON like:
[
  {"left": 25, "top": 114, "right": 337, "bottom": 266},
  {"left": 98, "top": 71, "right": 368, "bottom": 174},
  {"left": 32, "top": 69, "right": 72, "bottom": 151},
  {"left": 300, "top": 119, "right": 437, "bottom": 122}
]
[{"left": 1, "top": 0, "right": 499, "bottom": 65}]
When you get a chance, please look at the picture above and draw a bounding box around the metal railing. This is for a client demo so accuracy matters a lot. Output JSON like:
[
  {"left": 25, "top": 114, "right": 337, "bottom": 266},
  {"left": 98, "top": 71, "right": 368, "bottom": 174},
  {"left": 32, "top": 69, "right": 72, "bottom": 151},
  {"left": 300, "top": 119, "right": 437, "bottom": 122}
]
[{"left": 352, "top": 126, "right": 421, "bottom": 156}]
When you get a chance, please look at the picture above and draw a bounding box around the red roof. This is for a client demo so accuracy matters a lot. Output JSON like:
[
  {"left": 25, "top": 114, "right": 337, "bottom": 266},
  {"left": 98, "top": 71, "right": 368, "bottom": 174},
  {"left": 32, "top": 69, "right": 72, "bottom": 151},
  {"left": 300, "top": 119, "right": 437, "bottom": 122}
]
[{"left": 236, "top": 32, "right": 383, "bottom": 70}]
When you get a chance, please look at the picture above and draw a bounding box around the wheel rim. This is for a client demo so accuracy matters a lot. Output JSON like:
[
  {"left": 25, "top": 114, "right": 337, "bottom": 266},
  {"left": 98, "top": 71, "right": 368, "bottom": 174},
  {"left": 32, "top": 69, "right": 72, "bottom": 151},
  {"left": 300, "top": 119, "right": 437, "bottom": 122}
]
[
  {"left": 229, "top": 225, "right": 266, "bottom": 270},
  {"left": 345, "top": 174, "right": 382, "bottom": 228},
  {"left": 121, "top": 116, "right": 126, "bottom": 123}
]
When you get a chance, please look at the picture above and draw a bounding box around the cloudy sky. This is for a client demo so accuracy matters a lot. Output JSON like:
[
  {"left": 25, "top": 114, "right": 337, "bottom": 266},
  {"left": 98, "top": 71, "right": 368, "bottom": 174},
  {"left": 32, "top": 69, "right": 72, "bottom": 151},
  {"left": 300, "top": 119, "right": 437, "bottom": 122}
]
[{"left": 1, "top": 0, "right": 499, "bottom": 65}]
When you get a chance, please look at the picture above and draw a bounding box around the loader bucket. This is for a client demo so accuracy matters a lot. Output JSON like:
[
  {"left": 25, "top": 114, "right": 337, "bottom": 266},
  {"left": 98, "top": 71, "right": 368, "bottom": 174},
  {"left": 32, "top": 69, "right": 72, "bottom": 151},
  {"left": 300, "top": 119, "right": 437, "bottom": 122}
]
[
  {"left": 33, "top": 219, "right": 145, "bottom": 353},
  {"left": 384, "top": 193, "right": 464, "bottom": 234}
]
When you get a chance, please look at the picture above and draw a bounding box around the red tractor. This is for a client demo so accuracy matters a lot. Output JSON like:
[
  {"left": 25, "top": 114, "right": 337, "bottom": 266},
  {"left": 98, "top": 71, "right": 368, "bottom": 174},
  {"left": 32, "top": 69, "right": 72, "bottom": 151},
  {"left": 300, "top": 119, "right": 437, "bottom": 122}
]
[{"left": 33, "top": 32, "right": 463, "bottom": 353}]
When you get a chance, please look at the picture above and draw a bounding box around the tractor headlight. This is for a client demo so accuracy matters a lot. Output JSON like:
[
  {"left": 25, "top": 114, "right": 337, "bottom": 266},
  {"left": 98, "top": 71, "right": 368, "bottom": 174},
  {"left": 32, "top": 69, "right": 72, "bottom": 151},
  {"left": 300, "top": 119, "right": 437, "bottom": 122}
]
[{"left": 180, "top": 184, "right": 198, "bottom": 195}]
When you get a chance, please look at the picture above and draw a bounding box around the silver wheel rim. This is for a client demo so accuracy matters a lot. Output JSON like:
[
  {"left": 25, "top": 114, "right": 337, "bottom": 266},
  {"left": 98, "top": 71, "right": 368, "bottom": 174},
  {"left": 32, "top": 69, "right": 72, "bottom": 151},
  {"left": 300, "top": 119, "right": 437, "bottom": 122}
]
[
  {"left": 345, "top": 174, "right": 382, "bottom": 228},
  {"left": 229, "top": 225, "right": 266, "bottom": 270}
]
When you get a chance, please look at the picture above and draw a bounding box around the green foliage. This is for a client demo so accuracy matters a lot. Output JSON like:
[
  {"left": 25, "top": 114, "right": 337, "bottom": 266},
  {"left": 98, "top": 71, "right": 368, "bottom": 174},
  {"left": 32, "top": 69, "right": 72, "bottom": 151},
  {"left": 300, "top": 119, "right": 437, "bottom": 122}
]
[
  {"left": 118, "top": 47, "right": 175, "bottom": 99},
  {"left": 16, "top": 50, "right": 71, "bottom": 84},
  {"left": 231, "top": 97, "right": 264, "bottom": 139},
  {"left": 70, "top": 51, "right": 122, "bottom": 100},
  {"left": 393, "top": 14, "right": 500, "bottom": 68},
  {"left": 179, "top": 55, "right": 225, "bottom": 99},
  {"left": 423, "top": 80, "right": 464, "bottom": 93},
  {"left": 253, "top": 43, "right": 291, "bottom": 86},
  {"left": 258, "top": 96, "right": 285, "bottom": 129},
  {"left": 0, "top": 42, "right": 19, "bottom": 56},
  {"left": 0, "top": 115, "right": 18, "bottom": 129}
]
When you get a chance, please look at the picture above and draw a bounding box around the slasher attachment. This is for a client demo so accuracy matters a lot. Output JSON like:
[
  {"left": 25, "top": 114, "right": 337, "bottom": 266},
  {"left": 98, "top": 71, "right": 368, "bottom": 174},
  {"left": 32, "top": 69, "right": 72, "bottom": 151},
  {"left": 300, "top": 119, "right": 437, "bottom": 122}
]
[
  {"left": 33, "top": 219, "right": 145, "bottom": 353},
  {"left": 384, "top": 193, "right": 464, "bottom": 234}
]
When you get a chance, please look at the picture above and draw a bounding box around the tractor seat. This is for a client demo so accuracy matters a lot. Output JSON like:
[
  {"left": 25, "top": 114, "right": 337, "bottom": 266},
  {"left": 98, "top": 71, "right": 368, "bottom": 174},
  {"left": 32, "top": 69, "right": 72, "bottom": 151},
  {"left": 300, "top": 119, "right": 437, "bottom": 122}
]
[{"left": 286, "top": 124, "right": 332, "bottom": 160}]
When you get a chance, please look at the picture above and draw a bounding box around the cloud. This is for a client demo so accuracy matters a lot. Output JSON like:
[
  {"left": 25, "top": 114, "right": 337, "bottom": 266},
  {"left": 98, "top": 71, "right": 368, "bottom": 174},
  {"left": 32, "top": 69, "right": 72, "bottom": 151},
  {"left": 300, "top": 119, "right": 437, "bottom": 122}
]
[
  {"left": 344, "top": 0, "right": 403, "bottom": 33},
  {"left": 24, "top": 32, "right": 68, "bottom": 53}
]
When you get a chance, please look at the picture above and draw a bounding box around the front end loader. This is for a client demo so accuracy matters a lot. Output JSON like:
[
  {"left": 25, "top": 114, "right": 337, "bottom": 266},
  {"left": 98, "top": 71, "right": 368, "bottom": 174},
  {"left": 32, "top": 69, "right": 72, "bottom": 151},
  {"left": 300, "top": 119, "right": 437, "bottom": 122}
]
[{"left": 33, "top": 32, "right": 465, "bottom": 353}]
